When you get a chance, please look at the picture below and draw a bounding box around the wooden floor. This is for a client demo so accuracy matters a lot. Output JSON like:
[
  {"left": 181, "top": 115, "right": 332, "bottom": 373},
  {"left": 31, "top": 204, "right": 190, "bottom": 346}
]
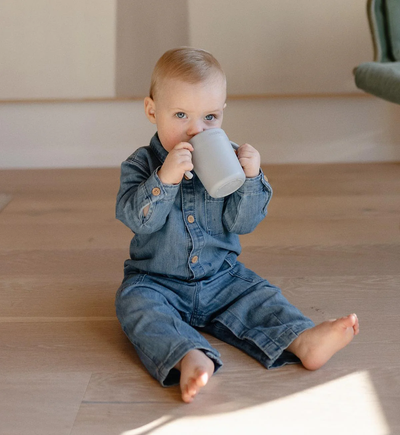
[{"left": 0, "top": 163, "right": 399, "bottom": 435}]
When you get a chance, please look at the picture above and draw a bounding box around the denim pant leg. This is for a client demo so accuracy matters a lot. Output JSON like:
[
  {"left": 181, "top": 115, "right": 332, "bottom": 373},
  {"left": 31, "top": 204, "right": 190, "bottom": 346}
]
[
  {"left": 115, "top": 274, "right": 223, "bottom": 387},
  {"left": 198, "top": 261, "right": 315, "bottom": 369}
]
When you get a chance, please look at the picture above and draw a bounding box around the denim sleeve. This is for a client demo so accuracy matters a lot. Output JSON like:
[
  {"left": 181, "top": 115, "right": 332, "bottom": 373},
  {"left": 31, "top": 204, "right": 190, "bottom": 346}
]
[
  {"left": 222, "top": 170, "right": 272, "bottom": 234},
  {"left": 116, "top": 159, "right": 180, "bottom": 234}
]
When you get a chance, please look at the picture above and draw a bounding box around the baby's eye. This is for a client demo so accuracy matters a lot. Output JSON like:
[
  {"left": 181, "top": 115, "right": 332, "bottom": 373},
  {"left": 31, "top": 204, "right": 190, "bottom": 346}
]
[
  {"left": 205, "top": 114, "right": 216, "bottom": 121},
  {"left": 175, "top": 112, "right": 187, "bottom": 119}
]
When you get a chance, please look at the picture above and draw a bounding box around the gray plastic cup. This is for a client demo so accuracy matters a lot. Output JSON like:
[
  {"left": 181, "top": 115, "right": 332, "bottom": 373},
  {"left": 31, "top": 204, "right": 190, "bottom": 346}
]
[{"left": 187, "top": 128, "right": 246, "bottom": 198}]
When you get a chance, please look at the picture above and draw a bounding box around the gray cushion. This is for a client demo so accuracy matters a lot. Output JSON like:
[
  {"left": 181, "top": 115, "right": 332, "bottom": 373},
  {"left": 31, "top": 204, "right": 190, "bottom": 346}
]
[{"left": 355, "top": 61, "right": 400, "bottom": 104}]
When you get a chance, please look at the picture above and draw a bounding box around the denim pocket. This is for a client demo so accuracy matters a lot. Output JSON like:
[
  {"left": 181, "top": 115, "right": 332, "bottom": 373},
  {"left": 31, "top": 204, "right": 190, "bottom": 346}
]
[
  {"left": 228, "top": 263, "right": 255, "bottom": 283},
  {"left": 205, "top": 193, "right": 225, "bottom": 235},
  {"left": 116, "top": 273, "right": 147, "bottom": 298}
]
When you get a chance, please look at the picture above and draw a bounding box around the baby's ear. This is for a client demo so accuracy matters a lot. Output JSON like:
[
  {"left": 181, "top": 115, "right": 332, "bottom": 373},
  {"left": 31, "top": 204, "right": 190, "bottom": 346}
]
[{"left": 144, "top": 97, "right": 157, "bottom": 124}]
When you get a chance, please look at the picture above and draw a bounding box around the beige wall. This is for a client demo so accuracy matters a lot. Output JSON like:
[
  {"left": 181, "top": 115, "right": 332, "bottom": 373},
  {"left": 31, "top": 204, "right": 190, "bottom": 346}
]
[
  {"left": 115, "top": 0, "right": 189, "bottom": 97},
  {"left": 188, "top": 0, "right": 371, "bottom": 95},
  {"left": 0, "top": 0, "right": 116, "bottom": 100},
  {"left": 0, "top": 0, "right": 372, "bottom": 100}
]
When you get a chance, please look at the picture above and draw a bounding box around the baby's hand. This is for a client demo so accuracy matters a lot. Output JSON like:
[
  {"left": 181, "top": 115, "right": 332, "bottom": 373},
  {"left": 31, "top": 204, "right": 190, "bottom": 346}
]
[
  {"left": 158, "top": 142, "right": 194, "bottom": 185},
  {"left": 237, "top": 143, "right": 260, "bottom": 178}
]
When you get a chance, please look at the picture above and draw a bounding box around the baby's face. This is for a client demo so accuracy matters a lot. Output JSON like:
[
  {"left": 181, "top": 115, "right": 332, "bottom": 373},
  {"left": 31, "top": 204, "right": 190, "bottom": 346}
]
[{"left": 146, "top": 74, "right": 226, "bottom": 152}]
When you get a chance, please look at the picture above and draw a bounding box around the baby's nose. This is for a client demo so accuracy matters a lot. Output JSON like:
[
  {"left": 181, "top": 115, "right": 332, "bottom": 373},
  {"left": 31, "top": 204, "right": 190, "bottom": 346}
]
[{"left": 187, "top": 121, "right": 205, "bottom": 138}]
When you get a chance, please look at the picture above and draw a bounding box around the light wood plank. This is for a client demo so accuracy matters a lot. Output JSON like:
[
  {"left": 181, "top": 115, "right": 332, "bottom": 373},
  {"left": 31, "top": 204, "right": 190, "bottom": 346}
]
[
  {"left": 0, "top": 373, "right": 91, "bottom": 435},
  {"left": 239, "top": 244, "right": 400, "bottom": 277},
  {"left": 0, "top": 277, "right": 117, "bottom": 317},
  {"left": 0, "top": 320, "right": 138, "bottom": 372}
]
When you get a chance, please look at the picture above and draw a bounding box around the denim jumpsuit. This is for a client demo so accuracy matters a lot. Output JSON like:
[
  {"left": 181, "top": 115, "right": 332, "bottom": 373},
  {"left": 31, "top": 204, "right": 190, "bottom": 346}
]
[{"left": 115, "top": 133, "right": 314, "bottom": 386}]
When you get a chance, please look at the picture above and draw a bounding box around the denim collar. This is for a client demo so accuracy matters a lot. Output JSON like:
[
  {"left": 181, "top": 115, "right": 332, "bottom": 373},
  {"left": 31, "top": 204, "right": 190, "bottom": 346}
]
[{"left": 150, "top": 133, "right": 168, "bottom": 164}]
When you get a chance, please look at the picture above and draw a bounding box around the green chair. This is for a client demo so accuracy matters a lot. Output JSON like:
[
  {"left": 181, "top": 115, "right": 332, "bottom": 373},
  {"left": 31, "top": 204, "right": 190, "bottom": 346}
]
[{"left": 354, "top": 0, "right": 400, "bottom": 104}]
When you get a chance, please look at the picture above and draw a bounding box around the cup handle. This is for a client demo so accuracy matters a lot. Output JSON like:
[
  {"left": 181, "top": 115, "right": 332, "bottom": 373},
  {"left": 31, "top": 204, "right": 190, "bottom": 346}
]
[
  {"left": 184, "top": 141, "right": 240, "bottom": 180},
  {"left": 184, "top": 170, "right": 194, "bottom": 180}
]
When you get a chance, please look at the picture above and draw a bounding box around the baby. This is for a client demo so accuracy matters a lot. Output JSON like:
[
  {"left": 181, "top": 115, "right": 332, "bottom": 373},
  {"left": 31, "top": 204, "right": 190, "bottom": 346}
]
[{"left": 115, "top": 47, "right": 359, "bottom": 403}]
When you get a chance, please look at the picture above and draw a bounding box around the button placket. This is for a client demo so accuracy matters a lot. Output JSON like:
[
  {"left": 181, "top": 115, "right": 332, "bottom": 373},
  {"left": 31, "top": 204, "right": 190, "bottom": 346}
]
[{"left": 181, "top": 178, "right": 205, "bottom": 279}]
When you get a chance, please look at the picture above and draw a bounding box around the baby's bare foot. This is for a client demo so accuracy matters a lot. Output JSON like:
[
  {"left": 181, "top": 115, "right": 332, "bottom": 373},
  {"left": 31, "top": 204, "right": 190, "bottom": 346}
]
[
  {"left": 175, "top": 349, "right": 214, "bottom": 403},
  {"left": 287, "top": 313, "right": 359, "bottom": 371}
]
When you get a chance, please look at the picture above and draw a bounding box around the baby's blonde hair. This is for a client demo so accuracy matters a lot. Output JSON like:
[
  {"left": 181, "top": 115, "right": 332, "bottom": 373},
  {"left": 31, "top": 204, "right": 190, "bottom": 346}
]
[{"left": 149, "top": 47, "right": 226, "bottom": 100}]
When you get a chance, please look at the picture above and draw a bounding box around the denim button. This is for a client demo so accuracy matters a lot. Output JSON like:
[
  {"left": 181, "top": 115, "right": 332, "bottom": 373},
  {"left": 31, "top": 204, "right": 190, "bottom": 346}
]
[
  {"left": 191, "top": 255, "right": 199, "bottom": 263},
  {"left": 152, "top": 187, "right": 161, "bottom": 196},
  {"left": 187, "top": 215, "right": 195, "bottom": 223}
]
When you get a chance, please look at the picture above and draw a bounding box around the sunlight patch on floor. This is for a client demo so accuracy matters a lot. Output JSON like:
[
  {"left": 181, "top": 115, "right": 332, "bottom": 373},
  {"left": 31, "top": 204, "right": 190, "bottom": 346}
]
[{"left": 121, "top": 371, "right": 389, "bottom": 435}]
